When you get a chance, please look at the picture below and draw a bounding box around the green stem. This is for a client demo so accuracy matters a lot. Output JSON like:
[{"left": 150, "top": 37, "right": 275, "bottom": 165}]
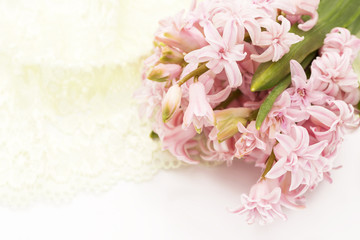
[
  {"left": 261, "top": 151, "right": 276, "bottom": 180},
  {"left": 177, "top": 63, "right": 209, "bottom": 86},
  {"left": 248, "top": 109, "right": 259, "bottom": 121}
]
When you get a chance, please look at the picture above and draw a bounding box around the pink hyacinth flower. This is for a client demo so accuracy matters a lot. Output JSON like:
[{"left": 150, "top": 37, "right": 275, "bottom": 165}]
[
  {"left": 307, "top": 100, "right": 360, "bottom": 159},
  {"left": 286, "top": 60, "right": 328, "bottom": 110},
  {"left": 251, "top": 16, "right": 303, "bottom": 63},
  {"left": 309, "top": 100, "right": 360, "bottom": 131},
  {"left": 209, "top": 0, "right": 263, "bottom": 44},
  {"left": 231, "top": 179, "right": 286, "bottom": 225},
  {"left": 321, "top": 27, "right": 360, "bottom": 61},
  {"left": 155, "top": 11, "right": 207, "bottom": 53},
  {"left": 235, "top": 121, "right": 267, "bottom": 159},
  {"left": 286, "top": 0, "right": 320, "bottom": 31},
  {"left": 134, "top": 80, "right": 165, "bottom": 118},
  {"left": 253, "top": 0, "right": 296, "bottom": 20},
  {"left": 162, "top": 125, "right": 198, "bottom": 164},
  {"left": 154, "top": 111, "right": 199, "bottom": 164},
  {"left": 183, "top": 82, "right": 215, "bottom": 133},
  {"left": 260, "top": 91, "right": 298, "bottom": 138},
  {"left": 184, "top": 20, "right": 247, "bottom": 88},
  {"left": 311, "top": 51, "right": 359, "bottom": 97},
  {"left": 266, "top": 125, "right": 328, "bottom": 191},
  {"left": 200, "top": 136, "right": 237, "bottom": 166},
  {"left": 343, "top": 88, "right": 360, "bottom": 106}
]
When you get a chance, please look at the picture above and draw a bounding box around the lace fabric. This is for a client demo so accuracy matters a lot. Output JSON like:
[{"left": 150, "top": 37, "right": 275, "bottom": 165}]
[
  {"left": 0, "top": 58, "right": 187, "bottom": 206},
  {"left": 0, "top": 0, "right": 191, "bottom": 206}
]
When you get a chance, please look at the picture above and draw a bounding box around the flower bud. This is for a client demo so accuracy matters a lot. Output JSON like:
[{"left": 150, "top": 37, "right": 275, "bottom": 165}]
[
  {"left": 147, "top": 63, "right": 182, "bottom": 82},
  {"left": 214, "top": 108, "right": 252, "bottom": 142},
  {"left": 155, "top": 23, "right": 207, "bottom": 53},
  {"left": 159, "top": 46, "right": 184, "bottom": 64},
  {"left": 162, "top": 85, "right": 182, "bottom": 122}
]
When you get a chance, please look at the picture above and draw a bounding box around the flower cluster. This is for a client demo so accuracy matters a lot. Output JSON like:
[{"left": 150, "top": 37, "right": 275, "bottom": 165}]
[{"left": 135, "top": 0, "right": 360, "bottom": 224}]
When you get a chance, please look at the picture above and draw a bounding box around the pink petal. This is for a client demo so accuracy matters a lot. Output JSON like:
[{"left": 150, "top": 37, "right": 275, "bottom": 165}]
[
  {"left": 243, "top": 19, "right": 261, "bottom": 45},
  {"left": 266, "top": 157, "right": 288, "bottom": 179},
  {"left": 203, "top": 21, "right": 224, "bottom": 51},
  {"left": 184, "top": 45, "right": 219, "bottom": 63},
  {"left": 226, "top": 45, "right": 246, "bottom": 61},
  {"left": 279, "top": 16, "right": 291, "bottom": 34},
  {"left": 183, "top": 106, "right": 194, "bottom": 128},
  {"left": 207, "top": 86, "right": 232, "bottom": 104},
  {"left": 224, "top": 61, "right": 242, "bottom": 88},
  {"left": 290, "top": 60, "right": 307, "bottom": 88},
  {"left": 275, "top": 134, "right": 295, "bottom": 154},
  {"left": 223, "top": 20, "right": 237, "bottom": 48},
  {"left": 298, "top": 12, "right": 318, "bottom": 31},
  {"left": 307, "top": 106, "right": 338, "bottom": 128},
  {"left": 305, "top": 141, "right": 328, "bottom": 157},
  {"left": 289, "top": 172, "right": 303, "bottom": 191},
  {"left": 264, "top": 187, "right": 282, "bottom": 204},
  {"left": 206, "top": 59, "right": 224, "bottom": 74},
  {"left": 251, "top": 46, "right": 274, "bottom": 63}
]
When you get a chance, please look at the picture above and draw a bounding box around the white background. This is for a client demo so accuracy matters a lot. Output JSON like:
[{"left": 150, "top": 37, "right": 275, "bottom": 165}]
[{"left": 0, "top": 129, "right": 359, "bottom": 240}]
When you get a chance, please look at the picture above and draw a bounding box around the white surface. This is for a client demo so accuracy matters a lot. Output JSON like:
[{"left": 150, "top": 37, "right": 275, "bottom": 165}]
[{"left": 0, "top": 129, "right": 359, "bottom": 240}]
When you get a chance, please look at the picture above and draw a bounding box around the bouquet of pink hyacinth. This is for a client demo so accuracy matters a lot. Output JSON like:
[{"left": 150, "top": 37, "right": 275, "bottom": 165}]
[{"left": 135, "top": 0, "right": 360, "bottom": 224}]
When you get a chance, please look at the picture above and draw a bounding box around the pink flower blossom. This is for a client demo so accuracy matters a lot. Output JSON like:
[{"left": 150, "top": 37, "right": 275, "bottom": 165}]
[
  {"left": 278, "top": 172, "right": 307, "bottom": 209},
  {"left": 162, "top": 125, "right": 199, "bottom": 164},
  {"left": 309, "top": 121, "right": 342, "bottom": 160},
  {"left": 155, "top": 111, "right": 199, "bottom": 164},
  {"left": 179, "top": 63, "right": 233, "bottom": 109},
  {"left": 285, "top": 0, "right": 320, "bottom": 31},
  {"left": 200, "top": 134, "right": 237, "bottom": 165},
  {"left": 305, "top": 101, "right": 357, "bottom": 159},
  {"left": 155, "top": 11, "right": 207, "bottom": 53},
  {"left": 287, "top": 60, "right": 329, "bottom": 109},
  {"left": 184, "top": 20, "right": 247, "bottom": 88},
  {"left": 321, "top": 27, "right": 360, "bottom": 61},
  {"left": 251, "top": 16, "right": 303, "bottom": 62},
  {"left": 238, "top": 42, "right": 261, "bottom": 74},
  {"left": 343, "top": 88, "right": 360, "bottom": 106},
  {"left": 134, "top": 80, "right": 165, "bottom": 118},
  {"left": 266, "top": 125, "right": 328, "bottom": 191},
  {"left": 260, "top": 91, "right": 298, "bottom": 138},
  {"left": 231, "top": 179, "right": 286, "bottom": 225},
  {"left": 235, "top": 121, "right": 267, "bottom": 158},
  {"left": 253, "top": 0, "right": 295, "bottom": 20},
  {"left": 183, "top": 82, "right": 215, "bottom": 133},
  {"left": 308, "top": 100, "right": 360, "bottom": 132},
  {"left": 209, "top": 0, "right": 263, "bottom": 44},
  {"left": 311, "top": 51, "right": 359, "bottom": 97}
]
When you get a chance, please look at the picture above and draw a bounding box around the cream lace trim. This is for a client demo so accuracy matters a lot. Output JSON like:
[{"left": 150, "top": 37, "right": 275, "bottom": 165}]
[{"left": 0, "top": 0, "right": 191, "bottom": 206}]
